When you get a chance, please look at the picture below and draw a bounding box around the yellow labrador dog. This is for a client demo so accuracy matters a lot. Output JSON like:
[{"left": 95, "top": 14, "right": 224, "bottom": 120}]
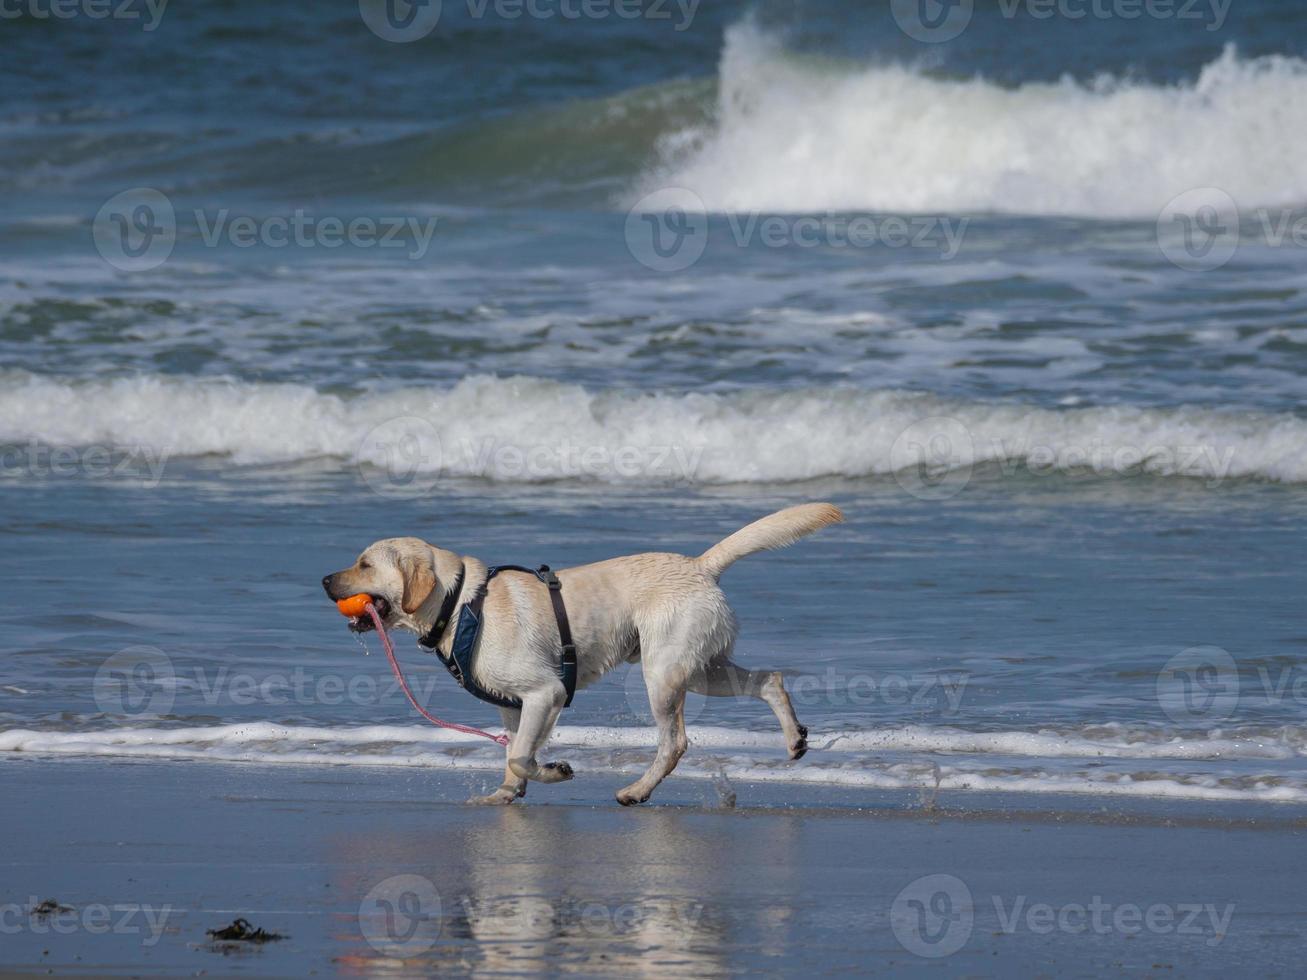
[{"left": 323, "top": 502, "right": 842, "bottom": 806}]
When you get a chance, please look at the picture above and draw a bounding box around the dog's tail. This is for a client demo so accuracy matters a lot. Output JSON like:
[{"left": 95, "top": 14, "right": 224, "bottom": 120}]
[{"left": 696, "top": 503, "right": 844, "bottom": 580}]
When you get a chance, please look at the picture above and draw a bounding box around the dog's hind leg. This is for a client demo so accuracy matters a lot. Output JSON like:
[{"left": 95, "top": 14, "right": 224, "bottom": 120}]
[
  {"left": 617, "top": 668, "right": 688, "bottom": 806},
  {"left": 468, "top": 706, "right": 529, "bottom": 805},
  {"left": 506, "top": 688, "right": 574, "bottom": 786},
  {"left": 689, "top": 660, "right": 808, "bottom": 760}
]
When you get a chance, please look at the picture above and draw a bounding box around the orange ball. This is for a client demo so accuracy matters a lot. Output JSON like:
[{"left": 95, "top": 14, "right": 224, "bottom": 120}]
[{"left": 335, "top": 594, "right": 372, "bottom": 618}]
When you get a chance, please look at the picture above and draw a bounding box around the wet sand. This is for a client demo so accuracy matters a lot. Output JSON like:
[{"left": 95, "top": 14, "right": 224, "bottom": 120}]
[{"left": 3, "top": 757, "right": 1305, "bottom": 976}]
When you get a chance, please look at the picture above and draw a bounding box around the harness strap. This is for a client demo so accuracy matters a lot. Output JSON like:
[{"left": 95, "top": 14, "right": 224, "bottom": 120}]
[
  {"left": 423, "top": 563, "right": 578, "bottom": 710},
  {"left": 537, "top": 566, "right": 578, "bottom": 708},
  {"left": 417, "top": 563, "right": 465, "bottom": 650}
]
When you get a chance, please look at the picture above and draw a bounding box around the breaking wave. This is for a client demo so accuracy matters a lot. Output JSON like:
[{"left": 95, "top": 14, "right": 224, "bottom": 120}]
[
  {"left": 637, "top": 22, "right": 1307, "bottom": 217},
  {"left": 2, "top": 371, "right": 1304, "bottom": 485}
]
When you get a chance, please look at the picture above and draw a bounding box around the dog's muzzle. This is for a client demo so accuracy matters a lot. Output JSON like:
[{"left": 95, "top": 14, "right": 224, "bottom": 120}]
[{"left": 322, "top": 575, "right": 391, "bottom": 632}]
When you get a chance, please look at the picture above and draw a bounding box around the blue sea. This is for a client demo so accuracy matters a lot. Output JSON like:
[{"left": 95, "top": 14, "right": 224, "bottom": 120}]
[{"left": 3, "top": 0, "right": 1307, "bottom": 806}]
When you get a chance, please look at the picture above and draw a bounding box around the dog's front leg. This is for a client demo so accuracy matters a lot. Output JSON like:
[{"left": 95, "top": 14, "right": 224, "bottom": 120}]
[
  {"left": 506, "top": 689, "right": 573, "bottom": 785},
  {"left": 467, "top": 707, "right": 527, "bottom": 806}
]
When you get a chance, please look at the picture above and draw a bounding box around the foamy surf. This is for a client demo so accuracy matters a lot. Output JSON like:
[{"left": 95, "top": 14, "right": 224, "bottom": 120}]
[
  {"left": 3, "top": 722, "right": 1304, "bottom": 804},
  {"left": 3, "top": 371, "right": 1305, "bottom": 485},
  {"left": 637, "top": 22, "right": 1307, "bottom": 217}
]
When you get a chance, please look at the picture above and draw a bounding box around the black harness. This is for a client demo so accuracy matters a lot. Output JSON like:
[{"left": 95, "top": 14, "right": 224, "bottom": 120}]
[{"left": 417, "top": 564, "right": 577, "bottom": 710}]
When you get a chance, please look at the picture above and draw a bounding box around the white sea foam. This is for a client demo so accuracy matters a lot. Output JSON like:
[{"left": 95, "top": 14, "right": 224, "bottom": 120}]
[
  {"left": 639, "top": 22, "right": 1307, "bottom": 217},
  {"left": 3, "top": 371, "right": 1304, "bottom": 485},
  {"left": 3, "top": 722, "right": 1304, "bottom": 804}
]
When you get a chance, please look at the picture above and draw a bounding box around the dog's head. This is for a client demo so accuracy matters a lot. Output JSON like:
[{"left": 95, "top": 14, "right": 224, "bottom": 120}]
[{"left": 322, "top": 537, "right": 438, "bottom": 634}]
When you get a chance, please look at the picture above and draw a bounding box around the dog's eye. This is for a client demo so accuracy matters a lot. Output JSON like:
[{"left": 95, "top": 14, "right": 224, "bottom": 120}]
[{"left": 359, "top": 560, "right": 371, "bottom": 570}]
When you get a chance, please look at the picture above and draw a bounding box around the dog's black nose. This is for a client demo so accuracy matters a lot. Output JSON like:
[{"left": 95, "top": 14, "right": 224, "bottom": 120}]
[{"left": 322, "top": 575, "right": 333, "bottom": 595}]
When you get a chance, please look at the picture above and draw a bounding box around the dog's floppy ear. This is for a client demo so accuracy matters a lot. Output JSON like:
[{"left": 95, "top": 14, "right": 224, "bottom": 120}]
[{"left": 400, "top": 550, "right": 437, "bottom": 615}]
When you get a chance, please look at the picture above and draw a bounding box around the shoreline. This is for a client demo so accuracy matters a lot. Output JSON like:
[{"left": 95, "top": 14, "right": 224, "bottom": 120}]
[
  {"left": 5, "top": 723, "right": 1305, "bottom": 808},
  {"left": 6, "top": 751, "right": 1307, "bottom": 827}
]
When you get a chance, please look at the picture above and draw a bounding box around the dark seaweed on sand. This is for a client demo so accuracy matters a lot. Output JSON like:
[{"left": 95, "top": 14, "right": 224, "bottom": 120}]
[
  {"left": 30, "top": 899, "right": 73, "bottom": 916},
  {"left": 206, "top": 918, "right": 285, "bottom": 943}
]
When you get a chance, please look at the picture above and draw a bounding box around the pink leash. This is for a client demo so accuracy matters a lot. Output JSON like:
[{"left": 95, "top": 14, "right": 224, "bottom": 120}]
[{"left": 366, "top": 602, "right": 510, "bottom": 747}]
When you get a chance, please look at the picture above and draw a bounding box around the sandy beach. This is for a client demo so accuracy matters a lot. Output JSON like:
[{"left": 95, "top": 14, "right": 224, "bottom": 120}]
[{"left": 4, "top": 757, "right": 1304, "bottom": 977}]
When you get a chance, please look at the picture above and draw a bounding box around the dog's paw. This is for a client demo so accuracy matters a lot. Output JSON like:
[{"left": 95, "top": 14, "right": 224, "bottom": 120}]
[
  {"left": 467, "top": 786, "right": 520, "bottom": 806},
  {"left": 616, "top": 787, "right": 649, "bottom": 806},
  {"left": 539, "top": 761, "right": 574, "bottom": 783},
  {"left": 788, "top": 724, "right": 809, "bottom": 761}
]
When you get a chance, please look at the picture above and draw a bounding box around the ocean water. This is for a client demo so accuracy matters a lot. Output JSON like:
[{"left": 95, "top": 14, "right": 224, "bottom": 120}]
[{"left": 3, "top": 0, "right": 1307, "bottom": 807}]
